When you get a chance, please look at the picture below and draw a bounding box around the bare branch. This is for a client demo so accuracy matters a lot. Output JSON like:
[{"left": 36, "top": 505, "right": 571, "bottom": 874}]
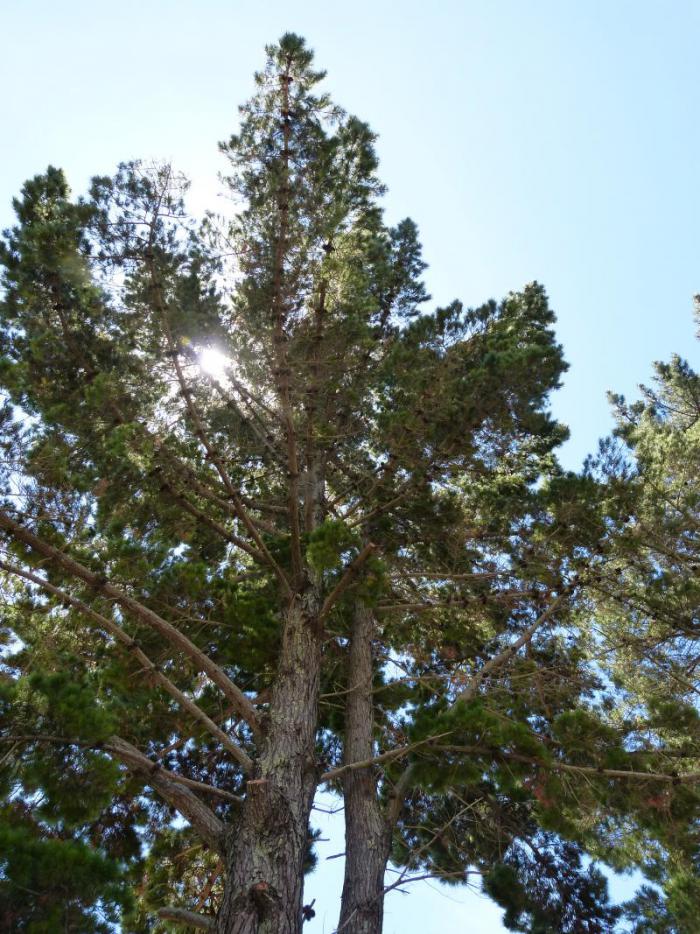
[
  {"left": 157, "top": 907, "right": 215, "bottom": 930},
  {"left": 109, "top": 736, "right": 226, "bottom": 851},
  {"left": 164, "top": 486, "right": 267, "bottom": 564},
  {"left": 1, "top": 734, "right": 230, "bottom": 850},
  {"left": 434, "top": 744, "right": 700, "bottom": 785},
  {"left": 1, "top": 734, "right": 242, "bottom": 805},
  {"left": 320, "top": 732, "right": 451, "bottom": 784}
]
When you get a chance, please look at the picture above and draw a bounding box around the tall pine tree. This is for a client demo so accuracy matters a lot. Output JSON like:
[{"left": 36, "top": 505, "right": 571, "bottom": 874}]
[{"left": 0, "top": 34, "right": 698, "bottom": 934}]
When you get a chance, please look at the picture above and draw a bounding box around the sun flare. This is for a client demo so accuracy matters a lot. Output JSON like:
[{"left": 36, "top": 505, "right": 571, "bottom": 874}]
[{"left": 198, "top": 346, "right": 230, "bottom": 382}]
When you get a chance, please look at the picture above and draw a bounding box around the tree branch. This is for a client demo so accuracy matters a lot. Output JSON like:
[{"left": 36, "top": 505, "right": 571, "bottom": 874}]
[
  {"left": 455, "top": 589, "right": 570, "bottom": 704},
  {"left": 320, "top": 732, "right": 451, "bottom": 783},
  {"left": 271, "top": 66, "right": 304, "bottom": 585},
  {"left": 108, "top": 736, "right": 227, "bottom": 851},
  {"left": 0, "top": 559, "right": 253, "bottom": 771},
  {"left": 145, "top": 242, "right": 292, "bottom": 597},
  {"left": 164, "top": 485, "right": 267, "bottom": 564},
  {"left": 157, "top": 907, "right": 215, "bottom": 930},
  {"left": 318, "top": 543, "right": 377, "bottom": 623},
  {"left": 0, "top": 509, "right": 262, "bottom": 737},
  {"left": 434, "top": 743, "right": 700, "bottom": 785},
  {"left": 1, "top": 734, "right": 230, "bottom": 850}
]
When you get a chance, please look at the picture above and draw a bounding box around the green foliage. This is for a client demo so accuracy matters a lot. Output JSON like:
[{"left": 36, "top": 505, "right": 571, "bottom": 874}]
[
  {"left": 306, "top": 519, "right": 358, "bottom": 573},
  {"left": 0, "top": 804, "right": 132, "bottom": 932},
  {"left": 483, "top": 841, "right": 620, "bottom": 933},
  {"left": 0, "top": 30, "right": 697, "bottom": 932},
  {"left": 27, "top": 670, "right": 118, "bottom": 742}
]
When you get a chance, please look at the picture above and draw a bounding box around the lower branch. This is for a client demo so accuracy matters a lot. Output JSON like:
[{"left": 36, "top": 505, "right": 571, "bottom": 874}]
[
  {"left": 1, "top": 733, "right": 230, "bottom": 851},
  {"left": 435, "top": 743, "right": 700, "bottom": 784},
  {"left": 108, "top": 736, "right": 226, "bottom": 852},
  {"left": 157, "top": 906, "right": 215, "bottom": 929},
  {"left": 0, "top": 509, "right": 262, "bottom": 735},
  {"left": 0, "top": 559, "right": 253, "bottom": 771}
]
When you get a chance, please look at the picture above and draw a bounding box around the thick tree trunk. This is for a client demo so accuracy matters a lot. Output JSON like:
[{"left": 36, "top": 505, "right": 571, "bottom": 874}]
[
  {"left": 337, "top": 603, "right": 392, "bottom": 934},
  {"left": 216, "top": 591, "right": 321, "bottom": 934}
]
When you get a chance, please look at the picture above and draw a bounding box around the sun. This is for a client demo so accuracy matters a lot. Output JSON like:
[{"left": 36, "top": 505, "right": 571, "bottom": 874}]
[{"left": 198, "top": 346, "right": 230, "bottom": 383}]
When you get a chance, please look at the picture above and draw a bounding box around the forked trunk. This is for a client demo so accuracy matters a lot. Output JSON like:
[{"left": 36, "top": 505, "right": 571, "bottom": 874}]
[
  {"left": 337, "top": 603, "right": 392, "bottom": 934},
  {"left": 216, "top": 592, "right": 321, "bottom": 934}
]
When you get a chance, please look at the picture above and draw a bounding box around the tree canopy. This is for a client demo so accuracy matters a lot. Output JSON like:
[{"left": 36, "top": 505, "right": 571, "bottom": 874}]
[{"left": 0, "top": 33, "right": 698, "bottom": 934}]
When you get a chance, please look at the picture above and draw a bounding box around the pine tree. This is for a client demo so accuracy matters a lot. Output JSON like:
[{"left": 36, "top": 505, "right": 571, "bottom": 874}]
[
  {"left": 0, "top": 34, "right": 698, "bottom": 934},
  {"left": 336, "top": 313, "right": 700, "bottom": 934},
  {"left": 589, "top": 315, "right": 700, "bottom": 934}
]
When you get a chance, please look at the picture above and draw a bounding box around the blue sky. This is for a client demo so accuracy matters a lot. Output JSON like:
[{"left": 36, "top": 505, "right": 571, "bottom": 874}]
[{"left": 2, "top": 1, "right": 698, "bottom": 929}]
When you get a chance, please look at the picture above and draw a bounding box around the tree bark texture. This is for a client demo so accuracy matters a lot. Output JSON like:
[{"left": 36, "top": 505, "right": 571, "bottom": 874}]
[
  {"left": 337, "top": 603, "right": 392, "bottom": 934},
  {"left": 216, "top": 590, "right": 321, "bottom": 934}
]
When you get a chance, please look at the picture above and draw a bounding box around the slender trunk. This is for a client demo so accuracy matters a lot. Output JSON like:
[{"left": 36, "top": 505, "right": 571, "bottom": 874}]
[
  {"left": 216, "top": 590, "right": 321, "bottom": 934},
  {"left": 337, "top": 603, "right": 392, "bottom": 934}
]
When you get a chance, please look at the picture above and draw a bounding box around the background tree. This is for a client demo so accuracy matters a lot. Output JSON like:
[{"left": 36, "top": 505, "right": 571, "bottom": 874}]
[
  {"left": 588, "top": 320, "right": 700, "bottom": 934},
  {"left": 339, "top": 324, "right": 700, "bottom": 934},
  {"left": 0, "top": 33, "right": 698, "bottom": 934}
]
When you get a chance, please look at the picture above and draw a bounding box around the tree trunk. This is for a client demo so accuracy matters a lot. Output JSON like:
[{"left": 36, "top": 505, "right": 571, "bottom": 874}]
[
  {"left": 216, "top": 591, "right": 321, "bottom": 934},
  {"left": 337, "top": 603, "right": 392, "bottom": 934}
]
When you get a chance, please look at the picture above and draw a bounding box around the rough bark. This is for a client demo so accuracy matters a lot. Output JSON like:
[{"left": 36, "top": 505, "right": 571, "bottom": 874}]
[
  {"left": 337, "top": 603, "right": 392, "bottom": 934},
  {"left": 215, "top": 590, "right": 322, "bottom": 934}
]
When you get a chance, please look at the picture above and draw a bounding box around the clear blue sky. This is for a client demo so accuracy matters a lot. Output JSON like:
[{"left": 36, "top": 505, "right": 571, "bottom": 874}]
[{"left": 2, "top": 1, "right": 698, "bottom": 929}]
